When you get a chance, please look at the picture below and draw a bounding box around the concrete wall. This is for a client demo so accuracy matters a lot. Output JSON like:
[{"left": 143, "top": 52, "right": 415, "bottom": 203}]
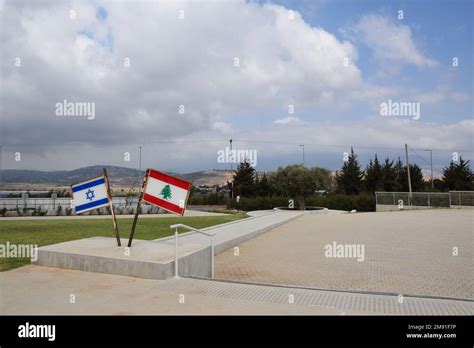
[
  {"left": 35, "top": 244, "right": 214, "bottom": 280},
  {"left": 175, "top": 246, "right": 212, "bottom": 278},
  {"left": 35, "top": 248, "right": 172, "bottom": 279}
]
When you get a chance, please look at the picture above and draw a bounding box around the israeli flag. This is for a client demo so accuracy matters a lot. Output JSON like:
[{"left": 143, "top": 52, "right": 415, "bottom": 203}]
[{"left": 72, "top": 176, "right": 110, "bottom": 214}]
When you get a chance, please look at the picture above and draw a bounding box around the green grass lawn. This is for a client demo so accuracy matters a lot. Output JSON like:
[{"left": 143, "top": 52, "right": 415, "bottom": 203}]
[{"left": 0, "top": 214, "right": 246, "bottom": 271}]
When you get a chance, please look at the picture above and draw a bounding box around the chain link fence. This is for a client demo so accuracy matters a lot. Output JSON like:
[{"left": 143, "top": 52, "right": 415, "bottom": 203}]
[
  {"left": 449, "top": 191, "right": 474, "bottom": 207},
  {"left": 375, "top": 191, "right": 474, "bottom": 211}
]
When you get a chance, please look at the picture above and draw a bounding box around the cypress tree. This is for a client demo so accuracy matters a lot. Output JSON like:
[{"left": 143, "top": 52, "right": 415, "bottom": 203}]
[
  {"left": 442, "top": 157, "right": 474, "bottom": 190},
  {"left": 381, "top": 158, "right": 398, "bottom": 191},
  {"left": 365, "top": 154, "right": 383, "bottom": 193},
  {"left": 335, "top": 147, "right": 364, "bottom": 194}
]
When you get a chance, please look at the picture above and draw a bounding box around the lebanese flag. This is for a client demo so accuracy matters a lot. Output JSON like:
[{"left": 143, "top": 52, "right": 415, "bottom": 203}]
[{"left": 143, "top": 169, "right": 192, "bottom": 216}]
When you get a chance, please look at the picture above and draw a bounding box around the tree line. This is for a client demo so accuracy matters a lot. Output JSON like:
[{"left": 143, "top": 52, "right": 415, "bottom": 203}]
[
  {"left": 229, "top": 148, "right": 473, "bottom": 200},
  {"left": 229, "top": 162, "right": 331, "bottom": 208},
  {"left": 335, "top": 148, "right": 473, "bottom": 194}
]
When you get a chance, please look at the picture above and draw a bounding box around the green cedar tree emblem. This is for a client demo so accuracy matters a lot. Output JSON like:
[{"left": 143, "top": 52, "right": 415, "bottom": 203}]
[{"left": 160, "top": 184, "right": 172, "bottom": 200}]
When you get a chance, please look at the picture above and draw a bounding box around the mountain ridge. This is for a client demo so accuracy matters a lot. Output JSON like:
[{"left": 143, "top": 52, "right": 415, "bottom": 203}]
[{"left": 0, "top": 165, "right": 233, "bottom": 187}]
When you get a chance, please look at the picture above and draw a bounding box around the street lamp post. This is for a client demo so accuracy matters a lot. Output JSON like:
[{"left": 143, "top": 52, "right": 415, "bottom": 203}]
[
  {"left": 230, "top": 139, "right": 233, "bottom": 200},
  {"left": 299, "top": 144, "right": 305, "bottom": 166},
  {"left": 0, "top": 145, "right": 2, "bottom": 182},
  {"left": 425, "top": 149, "right": 433, "bottom": 190},
  {"left": 139, "top": 146, "right": 142, "bottom": 180}
]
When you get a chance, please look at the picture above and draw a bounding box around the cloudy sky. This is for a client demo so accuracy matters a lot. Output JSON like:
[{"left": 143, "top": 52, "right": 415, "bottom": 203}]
[{"left": 0, "top": 0, "right": 472, "bottom": 176}]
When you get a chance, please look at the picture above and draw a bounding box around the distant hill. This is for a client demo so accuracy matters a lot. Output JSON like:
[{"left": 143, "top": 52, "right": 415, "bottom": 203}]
[{"left": 0, "top": 165, "right": 233, "bottom": 187}]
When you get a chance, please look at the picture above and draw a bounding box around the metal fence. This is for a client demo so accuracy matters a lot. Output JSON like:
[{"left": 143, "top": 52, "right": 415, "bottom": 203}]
[
  {"left": 375, "top": 191, "right": 474, "bottom": 211},
  {"left": 449, "top": 191, "right": 474, "bottom": 207},
  {"left": 0, "top": 196, "right": 162, "bottom": 216}
]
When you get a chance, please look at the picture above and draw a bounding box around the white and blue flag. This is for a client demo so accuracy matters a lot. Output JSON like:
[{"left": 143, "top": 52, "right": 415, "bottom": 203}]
[{"left": 72, "top": 176, "right": 110, "bottom": 214}]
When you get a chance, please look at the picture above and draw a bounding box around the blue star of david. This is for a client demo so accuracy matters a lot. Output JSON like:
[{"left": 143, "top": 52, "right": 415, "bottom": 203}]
[{"left": 85, "top": 189, "right": 95, "bottom": 201}]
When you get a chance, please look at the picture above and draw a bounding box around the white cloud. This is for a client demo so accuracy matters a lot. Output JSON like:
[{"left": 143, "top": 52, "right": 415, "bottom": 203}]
[
  {"left": 345, "top": 14, "right": 438, "bottom": 68},
  {"left": 413, "top": 85, "right": 470, "bottom": 105},
  {"left": 253, "top": 117, "right": 473, "bottom": 154},
  {"left": 1, "top": 1, "right": 469, "bottom": 173},
  {"left": 416, "top": 90, "right": 444, "bottom": 104},
  {"left": 212, "top": 121, "right": 233, "bottom": 134},
  {"left": 1, "top": 0, "right": 364, "bottom": 150},
  {"left": 451, "top": 92, "right": 470, "bottom": 102},
  {"left": 273, "top": 116, "right": 305, "bottom": 125},
  {"left": 3, "top": 116, "right": 471, "bottom": 172}
]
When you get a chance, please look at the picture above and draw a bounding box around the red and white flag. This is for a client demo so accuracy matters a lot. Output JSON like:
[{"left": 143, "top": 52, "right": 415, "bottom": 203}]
[{"left": 143, "top": 169, "right": 192, "bottom": 216}]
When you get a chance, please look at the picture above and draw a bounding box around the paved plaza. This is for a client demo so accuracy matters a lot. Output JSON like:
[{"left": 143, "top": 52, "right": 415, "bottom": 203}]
[
  {"left": 215, "top": 209, "right": 473, "bottom": 300},
  {"left": 0, "top": 209, "right": 472, "bottom": 315}
]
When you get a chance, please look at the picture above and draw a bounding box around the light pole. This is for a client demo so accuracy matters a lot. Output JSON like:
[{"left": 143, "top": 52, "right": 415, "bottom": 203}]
[
  {"left": 230, "top": 139, "right": 233, "bottom": 199},
  {"left": 299, "top": 144, "right": 305, "bottom": 166},
  {"left": 425, "top": 149, "right": 433, "bottom": 190},
  {"left": 139, "top": 146, "right": 142, "bottom": 180},
  {"left": 405, "top": 144, "right": 412, "bottom": 205},
  {"left": 0, "top": 144, "right": 2, "bottom": 182}
]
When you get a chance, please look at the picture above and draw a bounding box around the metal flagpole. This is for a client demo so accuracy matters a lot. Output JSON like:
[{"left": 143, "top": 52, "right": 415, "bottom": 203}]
[
  {"left": 103, "top": 168, "right": 121, "bottom": 246},
  {"left": 127, "top": 169, "right": 149, "bottom": 247}
]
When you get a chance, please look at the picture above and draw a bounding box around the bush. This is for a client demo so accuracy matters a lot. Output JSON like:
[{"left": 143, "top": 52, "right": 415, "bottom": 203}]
[
  {"left": 229, "top": 196, "right": 290, "bottom": 211},
  {"left": 226, "top": 194, "right": 375, "bottom": 212},
  {"left": 33, "top": 206, "right": 48, "bottom": 216},
  {"left": 352, "top": 194, "right": 376, "bottom": 212},
  {"left": 189, "top": 193, "right": 228, "bottom": 205},
  {"left": 0, "top": 208, "right": 7, "bottom": 217},
  {"left": 150, "top": 206, "right": 160, "bottom": 214},
  {"left": 56, "top": 205, "right": 63, "bottom": 216},
  {"left": 306, "top": 194, "right": 375, "bottom": 212}
]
